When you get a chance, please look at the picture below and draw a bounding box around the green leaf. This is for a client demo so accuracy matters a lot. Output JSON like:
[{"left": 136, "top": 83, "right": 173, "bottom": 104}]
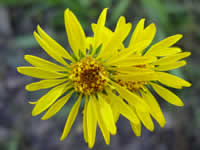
[
  {"left": 88, "top": 45, "right": 93, "bottom": 55},
  {"left": 93, "top": 44, "right": 102, "bottom": 58},
  {"left": 71, "top": 52, "right": 78, "bottom": 61},
  {"left": 112, "top": 0, "right": 131, "bottom": 22},
  {"left": 78, "top": 49, "right": 85, "bottom": 59}
]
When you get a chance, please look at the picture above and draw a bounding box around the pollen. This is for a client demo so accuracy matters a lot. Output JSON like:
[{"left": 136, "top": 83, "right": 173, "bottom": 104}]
[
  {"left": 72, "top": 56, "right": 108, "bottom": 95},
  {"left": 117, "top": 79, "right": 147, "bottom": 92}
]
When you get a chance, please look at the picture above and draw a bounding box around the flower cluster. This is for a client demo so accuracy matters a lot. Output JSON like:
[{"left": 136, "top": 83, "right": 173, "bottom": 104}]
[{"left": 17, "top": 8, "right": 191, "bottom": 148}]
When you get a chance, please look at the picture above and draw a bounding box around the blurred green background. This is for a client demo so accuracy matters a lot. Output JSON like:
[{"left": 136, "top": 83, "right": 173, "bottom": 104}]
[{"left": 0, "top": 0, "right": 199, "bottom": 150}]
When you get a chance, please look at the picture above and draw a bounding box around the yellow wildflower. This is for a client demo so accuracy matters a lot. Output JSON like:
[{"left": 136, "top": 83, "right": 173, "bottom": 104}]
[{"left": 17, "top": 8, "right": 191, "bottom": 148}]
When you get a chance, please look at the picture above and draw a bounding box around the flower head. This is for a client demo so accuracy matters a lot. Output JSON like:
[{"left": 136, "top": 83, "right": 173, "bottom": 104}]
[{"left": 17, "top": 8, "right": 191, "bottom": 148}]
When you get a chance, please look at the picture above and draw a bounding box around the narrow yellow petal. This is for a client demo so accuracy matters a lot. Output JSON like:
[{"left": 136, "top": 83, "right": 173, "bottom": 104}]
[
  {"left": 145, "top": 47, "right": 182, "bottom": 56},
  {"left": 97, "top": 94, "right": 117, "bottom": 135},
  {"left": 130, "top": 122, "right": 141, "bottom": 136},
  {"left": 114, "top": 66, "right": 153, "bottom": 74},
  {"left": 107, "top": 40, "right": 151, "bottom": 65},
  {"left": 155, "top": 60, "right": 186, "bottom": 71},
  {"left": 37, "top": 25, "right": 74, "bottom": 61},
  {"left": 114, "top": 72, "right": 157, "bottom": 82},
  {"left": 33, "top": 31, "right": 68, "bottom": 66},
  {"left": 106, "top": 88, "right": 140, "bottom": 124},
  {"left": 141, "top": 90, "right": 166, "bottom": 127},
  {"left": 129, "top": 18, "right": 145, "bottom": 46},
  {"left": 87, "top": 96, "right": 97, "bottom": 148},
  {"left": 108, "top": 80, "right": 149, "bottom": 112},
  {"left": 60, "top": 95, "right": 82, "bottom": 141},
  {"left": 114, "top": 16, "right": 132, "bottom": 42},
  {"left": 17, "top": 67, "right": 67, "bottom": 79},
  {"left": 86, "top": 37, "right": 94, "bottom": 50},
  {"left": 28, "top": 101, "right": 37, "bottom": 105},
  {"left": 41, "top": 91, "right": 74, "bottom": 120},
  {"left": 136, "top": 110, "right": 154, "bottom": 131},
  {"left": 156, "top": 72, "right": 191, "bottom": 89},
  {"left": 64, "top": 9, "right": 86, "bottom": 56},
  {"left": 83, "top": 97, "right": 89, "bottom": 143},
  {"left": 91, "top": 23, "right": 113, "bottom": 55},
  {"left": 151, "top": 83, "right": 184, "bottom": 106},
  {"left": 24, "top": 55, "right": 68, "bottom": 72},
  {"left": 95, "top": 95, "right": 110, "bottom": 145},
  {"left": 93, "top": 8, "right": 108, "bottom": 50},
  {"left": 153, "top": 52, "right": 191, "bottom": 65},
  {"left": 98, "top": 17, "right": 132, "bottom": 59},
  {"left": 26, "top": 78, "right": 68, "bottom": 91},
  {"left": 136, "top": 23, "right": 156, "bottom": 54},
  {"left": 145, "top": 34, "right": 183, "bottom": 56},
  {"left": 111, "top": 55, "right": 157, "bottom": 66},
  {"left": 98, "top": 92, "right": 119, "bottom": 123},
  {"left": 32, "top": 83, "right": 68, "bottom": 116}
]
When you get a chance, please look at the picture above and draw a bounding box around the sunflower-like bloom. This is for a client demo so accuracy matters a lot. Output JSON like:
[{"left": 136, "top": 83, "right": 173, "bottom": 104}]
[{"left": 17, "top": 8, "right": 191, "bottom": 148}]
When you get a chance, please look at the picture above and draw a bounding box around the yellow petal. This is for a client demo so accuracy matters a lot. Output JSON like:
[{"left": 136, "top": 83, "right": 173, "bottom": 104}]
[
  {"left": 24, "top": 55, "right": 68, "bottom": 72},
  {"left": 98, "top": 92, "right": 119, "bottom": 123},
  {"left": 114, "top": 66, "right": 153, "bottom": 74},
  {"left": 107, "top": 40, "right": 151, "bottom": 65},
  {"left": 151, "top": 82, "right": 184, "bottom": 106},
  {"left": 114, "top": 16, "right": 132, "bottom": 42},
  {"left": 129, "top": 18, "right": 145, "bottom": 46},
  {"left": 114, "top": 72, "right": 157, "bottom": 82},
  {"left": 153, "top": 52, "right": 191, "bottom": 65},
  {"left": 156, "top": 72, "right": 191, "bottom": 89},
  {"left": 97, "top": 94, "right": 117, "bottom": 135},
  {"left": 111, "top": 55, "right": 157, "bottom": 66},
  {"left": 60, "top": 95, "right": 82, "bottom": 141},
  {"left": 32, "top": 83, "right": 68, "bottom": 116},
  {"left": 145, "top": 47, "right": 182, "bottom": 56},
  {"left": 136, "top": 110, "right": 154, "bottom": 131},
  {"left": 95, "top": 95, "right": 110, "bottom": 145},
  {"left": 91, "top": 23, "right": 113, "bottom": 43},
  {"left": 108, "top": 80, "right": 149, "bottom": 112},
  {"left": 106, "top": 88, "right": 140, "bottom": 124},
  {"left": 33, "top": 31, "right": 68, "bottom": 66},
  {"left": 28, "top": 101, "right": 38, "bottom": 105},
  {"left": 93, "top": 8, "right": 108, "bottom": 50},
  {"left": 136, "top": 23, "right": 156, "bottom": 54},
  {"left": 37, "top": 25, "right": 74, "bottom": 61},
  {"left": 145, "top": 34, "right": 183, "bottom": 56},
  {"left": 17, "top": 67, "right": 67, "bottom": 79},
  {"left": 155, "top": 60, "right": 186, "bottom": 71},
  {"left": 130, "top": 122, "right": 141, "bottom": 136},
  {"left": 83, "top": 96, "right": 89, "bottom": 143},
  {"left": 86, "top": 37, "right": 94, "bottom": 50},
  {"left": 26, "top": 78, "right": 68, "bottom": 91},
  {"left": 141, "top": 90, "right": 166, "bottom": 127},
  {"left": 87, "top": 96, "right": 97, "bottom": 148},
  {"left": 98, "top": 17, "right": 132, "bottom": 59},
  {"left": 64, "top": 9, "right": 86, "bottom": 57},
  {"left": 41, "top": 91, "right": 73, "bottom": 120}
]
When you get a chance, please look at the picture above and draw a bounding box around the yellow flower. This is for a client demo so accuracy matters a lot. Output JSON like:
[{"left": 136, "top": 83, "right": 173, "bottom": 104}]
[{"left": 17, "top": 8, "right": 191, "bottom": 148}]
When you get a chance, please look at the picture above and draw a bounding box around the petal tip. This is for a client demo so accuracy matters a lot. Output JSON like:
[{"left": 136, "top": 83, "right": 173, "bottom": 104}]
[
  {"left": 16, "top": 67, "right": 22, "bottom": 73},
  {"left": 41, "top": 116, "right": 48, "bottom": 120},
  {"left": 60, "top": 136, "right": 65, "bottom": 141},
  {"left": 32, "top": 111, "right": 38, "bottom": 117}
]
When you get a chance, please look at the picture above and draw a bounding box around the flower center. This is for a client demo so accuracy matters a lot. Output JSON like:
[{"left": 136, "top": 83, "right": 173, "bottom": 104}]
[
  {"left": 117, "top": 79, "right": 147, "bottom": 92},
  {"left": 71, "top": 56, "right": 108, "bottom": 95}
]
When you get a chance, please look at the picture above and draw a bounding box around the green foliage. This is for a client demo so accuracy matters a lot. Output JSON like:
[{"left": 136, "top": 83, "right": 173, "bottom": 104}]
[
  {"left": 13, "top": 35, "right": 37, "bottom": 48},
  {"left": 111, "top": 0, "right": 131, "bottom": 22}
]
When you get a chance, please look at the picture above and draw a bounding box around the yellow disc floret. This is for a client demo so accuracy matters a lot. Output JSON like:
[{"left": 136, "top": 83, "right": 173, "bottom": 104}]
[
  {"left": 117, "top": 79, "right": 147, "bottom": 92},
  {"left": 72, "top": 56, "right": 108, "bottom": 95}
]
